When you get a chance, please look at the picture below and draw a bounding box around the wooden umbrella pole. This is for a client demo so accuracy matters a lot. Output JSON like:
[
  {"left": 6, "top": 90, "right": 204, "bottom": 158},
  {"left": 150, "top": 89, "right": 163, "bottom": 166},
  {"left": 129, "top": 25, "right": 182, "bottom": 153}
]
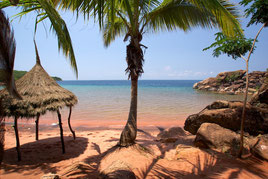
[
  {"left": 35, "top": 114, "right": 40, "bottom": 141},
  {"left": 68, "top": 106, "right": 76, "bottom": 140},
  {"left": 57, "top": 109, "right": 65, "bottom": 154},
  {"left": 14, "top": 116, "right": 21, "bottom": 161}
]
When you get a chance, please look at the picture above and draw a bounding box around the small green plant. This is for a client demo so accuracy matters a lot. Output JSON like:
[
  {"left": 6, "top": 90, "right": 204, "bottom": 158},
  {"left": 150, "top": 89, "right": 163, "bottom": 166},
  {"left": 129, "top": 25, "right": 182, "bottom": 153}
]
[
  {"left": 216, "top": 78, "right": 223, "bottom": 85},
  {"left": 255, "top": 85, "right": 261, "bottom": 91},
  {"left": 225, "top": 73, "right": 242, "bottom": 83}
]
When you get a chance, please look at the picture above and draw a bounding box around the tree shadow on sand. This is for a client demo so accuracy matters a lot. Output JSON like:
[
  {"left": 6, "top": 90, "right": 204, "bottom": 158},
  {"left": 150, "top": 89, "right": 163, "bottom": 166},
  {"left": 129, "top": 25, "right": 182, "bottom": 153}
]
[
  {"left": 1, "top": 136, "right": 88, "bottom": 176},
  {"left": 136, "top": 127, "right": 268, "bottom": 179},
  {"left": 62, "top": 143, "right": 119, "bottom": 178},
  {"left": 142, "top": 152, "right": 268, "bottom": 178},
  {"left": 62, "top": 128, "right": 268, "bottom": 179}
]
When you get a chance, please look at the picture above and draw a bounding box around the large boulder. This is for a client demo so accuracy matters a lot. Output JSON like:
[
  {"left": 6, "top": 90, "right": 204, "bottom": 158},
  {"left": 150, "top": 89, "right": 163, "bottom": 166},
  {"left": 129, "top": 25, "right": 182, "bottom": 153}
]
[
  {"left": 157, "top": 127, "right": 186, "bottom": 143},
  {"left": 250, "top": 134, "right": 268, "bottom": 161},
  {"left": 194, "top": 123, "right": 241, "bottom": 154},
  {"left": 184, "top": 100, "right": 268, "bottom": 136},
  {"left": 250, "top": 83, "right": 268, "bottom": 108}
]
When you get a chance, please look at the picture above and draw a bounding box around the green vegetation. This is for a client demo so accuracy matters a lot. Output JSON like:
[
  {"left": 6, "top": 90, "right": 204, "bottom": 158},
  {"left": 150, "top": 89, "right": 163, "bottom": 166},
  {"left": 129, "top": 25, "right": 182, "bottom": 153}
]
[
  {"left": 51, "top": 76, "right": 62, "bottom": 81},
  {"left": 0, "top": 70, "right": 62, "bottom": 83},
  {"left": 225, "top": 72, "right": 243, "bottom": 83},
  {"left": 240, "top": 0, "right": 268, "bottom": 27},
  {"left": 203, "top": 32, "right": 254, "bottom": 59},
  {"left": 13, "top": 70, "right": 27, "bottom": 80}
]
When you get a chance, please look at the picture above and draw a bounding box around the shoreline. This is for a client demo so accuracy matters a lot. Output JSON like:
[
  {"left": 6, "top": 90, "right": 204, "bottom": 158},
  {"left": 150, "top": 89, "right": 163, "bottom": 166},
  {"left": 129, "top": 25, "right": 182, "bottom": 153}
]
[{"left": 3, "top": 119, "right": 185, "bottom": 133}]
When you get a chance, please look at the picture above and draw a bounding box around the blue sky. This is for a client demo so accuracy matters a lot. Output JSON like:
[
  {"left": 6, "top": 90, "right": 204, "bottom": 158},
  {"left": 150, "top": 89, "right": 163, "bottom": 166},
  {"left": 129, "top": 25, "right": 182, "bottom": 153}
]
[{"left": 3, "top": 0, "right": 268, "bottom": 80}]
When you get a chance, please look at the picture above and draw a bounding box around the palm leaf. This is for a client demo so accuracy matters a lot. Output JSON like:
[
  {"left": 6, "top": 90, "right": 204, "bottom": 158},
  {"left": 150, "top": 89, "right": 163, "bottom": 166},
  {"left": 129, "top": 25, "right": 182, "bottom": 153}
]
[
  {"left": 142, "top": 0, "right": 242, "bottom": 37},
  {"left": 37, "top": 0, "right": 78, "bottom": 77},
  {"left": 187, "top": 0, "right": 242, "bottom": 36},
  {"left": 0, "top": 10, "right": 21, "bottom": 99},
  {"left": 0, "top": 0, "right": 78, "bottom": 78},
  {"left": 103, "top": 16, "right": 128, "bottom": 47},
  {"left": 144, "top": 0, "right": 215, "bottom": 32}
]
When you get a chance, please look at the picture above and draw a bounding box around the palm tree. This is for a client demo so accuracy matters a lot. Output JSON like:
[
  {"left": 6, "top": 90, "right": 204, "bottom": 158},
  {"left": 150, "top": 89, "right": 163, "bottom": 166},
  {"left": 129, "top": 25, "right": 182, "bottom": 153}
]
[
  {"left": 0, "top": 9, "right": 20, "bottom": 164},
  {"left": 0, "top": 0, "right": 78, "bottom": 77},
  {"left": 61, "top": 0, "right": 243, "bottom": 147}
]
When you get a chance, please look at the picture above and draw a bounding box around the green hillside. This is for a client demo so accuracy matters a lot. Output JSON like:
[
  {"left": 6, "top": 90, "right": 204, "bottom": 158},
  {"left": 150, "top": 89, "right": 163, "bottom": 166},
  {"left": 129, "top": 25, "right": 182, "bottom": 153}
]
[{"left": 0, "top": 70, "right": 62, "bottom": 83}]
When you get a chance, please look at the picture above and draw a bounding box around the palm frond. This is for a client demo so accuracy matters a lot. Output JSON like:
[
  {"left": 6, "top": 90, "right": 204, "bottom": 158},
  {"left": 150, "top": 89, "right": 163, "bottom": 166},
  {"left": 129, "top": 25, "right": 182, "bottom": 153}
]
[
  {"left": 37, "top": 0, "right": 78, "bottom": 77},
  {"left": 142, "top": 0, "right": 242, "bottom": 37},
  {"left": 144, "top": 0, "right": 215, "bottom": 32},
  {"left": 0, "top": 0, "right": 78, "bottom": 78},
  {"left": 187, "top": 0, "right": 242, "bottom": 37},
  {"left": 102, "top": 16, "right": 128, "bottom": 47},
  {"left": 0, "top": 10, "right": 21, "bottom": 99}
]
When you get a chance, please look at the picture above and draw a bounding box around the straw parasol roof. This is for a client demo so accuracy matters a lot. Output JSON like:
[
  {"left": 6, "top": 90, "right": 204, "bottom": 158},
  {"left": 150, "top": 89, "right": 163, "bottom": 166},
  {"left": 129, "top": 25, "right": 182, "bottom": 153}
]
[
  {"left": 0, "top": 45, "right": 77, "bottom": 118},
  {"left": 0, "top": 41, "right": 78, "bottom": 161}
]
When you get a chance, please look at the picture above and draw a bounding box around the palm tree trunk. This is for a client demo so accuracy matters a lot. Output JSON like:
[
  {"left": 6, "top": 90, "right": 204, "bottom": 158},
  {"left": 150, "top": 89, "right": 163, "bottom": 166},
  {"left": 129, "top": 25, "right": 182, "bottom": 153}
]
[
  {"left": 119, "top": 74, "right": 138, "bottom": 147},
  {"left": 35, "top": 114, "right": 40, "bottom": 141},
  {"left": 14, "top": 116, "right": 21, "bottom": 161},
  {"left": 68, "top": 106, "right": 76, "bottom": 140},
  {"left": 0, "top": 117, "right": 4, "bottom": 164},
  {"left": 57, "top": 110, "right": 65, "bottom": 154},
  {"left": 0, "top": 100, "right": 5, "bottom": 164}
]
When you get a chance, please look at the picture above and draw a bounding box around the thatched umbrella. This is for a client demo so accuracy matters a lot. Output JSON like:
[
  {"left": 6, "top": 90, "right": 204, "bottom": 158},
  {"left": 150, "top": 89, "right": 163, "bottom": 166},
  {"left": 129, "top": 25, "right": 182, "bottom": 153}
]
[{"left": 0, "top": 41, "right": 78, "bottom": 161}]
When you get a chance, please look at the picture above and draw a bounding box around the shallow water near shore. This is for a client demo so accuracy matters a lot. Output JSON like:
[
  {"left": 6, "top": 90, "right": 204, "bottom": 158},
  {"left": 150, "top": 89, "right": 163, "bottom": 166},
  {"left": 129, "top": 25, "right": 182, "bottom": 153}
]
[{"left": 5, "top": 80, "right": 246, "bottom": 128}]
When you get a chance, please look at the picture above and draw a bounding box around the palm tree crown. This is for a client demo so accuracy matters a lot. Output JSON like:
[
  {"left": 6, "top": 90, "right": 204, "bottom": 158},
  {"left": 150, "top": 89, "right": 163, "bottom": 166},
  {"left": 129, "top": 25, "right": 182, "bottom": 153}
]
[{"left": 62, "top": 0, "right": 242, "bottom": 77}]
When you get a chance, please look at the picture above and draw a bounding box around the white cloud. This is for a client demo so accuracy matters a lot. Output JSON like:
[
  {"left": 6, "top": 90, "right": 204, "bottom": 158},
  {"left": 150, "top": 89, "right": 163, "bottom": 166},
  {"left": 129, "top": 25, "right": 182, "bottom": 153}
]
[{"left": 164, "top": 66, "right": 171, "bottom": 71}]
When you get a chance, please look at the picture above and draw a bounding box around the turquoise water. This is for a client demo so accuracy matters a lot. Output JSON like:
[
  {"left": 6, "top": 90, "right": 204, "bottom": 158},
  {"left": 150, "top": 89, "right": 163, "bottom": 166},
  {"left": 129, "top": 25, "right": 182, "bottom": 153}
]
[{"left": 56, "top": 80, "right": 244, "bottom": 123}]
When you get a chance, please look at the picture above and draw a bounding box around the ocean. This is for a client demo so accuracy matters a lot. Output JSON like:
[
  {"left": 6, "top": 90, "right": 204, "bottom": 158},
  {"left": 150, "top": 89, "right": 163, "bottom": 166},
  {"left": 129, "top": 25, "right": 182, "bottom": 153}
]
[{"left": 39, "top": 80, "right": 245, "bottom": 128}]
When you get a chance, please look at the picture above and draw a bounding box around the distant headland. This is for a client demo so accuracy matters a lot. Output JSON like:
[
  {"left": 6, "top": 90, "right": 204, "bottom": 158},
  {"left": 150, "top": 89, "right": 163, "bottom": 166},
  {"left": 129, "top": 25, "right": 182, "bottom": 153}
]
[
  {"left": 0, "top": 70, "right": 62, "bottom": 85},
  {"left": 193, "top": 70, "right": 268, "bottom": 95}
]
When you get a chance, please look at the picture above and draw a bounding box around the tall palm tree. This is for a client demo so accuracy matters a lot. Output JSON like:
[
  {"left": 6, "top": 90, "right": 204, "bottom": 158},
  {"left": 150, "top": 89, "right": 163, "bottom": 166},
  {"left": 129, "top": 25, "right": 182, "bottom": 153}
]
[
  {"left": 0, "top": 0, "right": 78, "bottom": 77},
  {"left": 0, "top": 9, "right": 21, "bottom": 98},
  {"left": 0, "top": 9, "right": 20, "bottom": 164},
  {"left": 61, "top": 0, "right": 243, "bottom": 147}
]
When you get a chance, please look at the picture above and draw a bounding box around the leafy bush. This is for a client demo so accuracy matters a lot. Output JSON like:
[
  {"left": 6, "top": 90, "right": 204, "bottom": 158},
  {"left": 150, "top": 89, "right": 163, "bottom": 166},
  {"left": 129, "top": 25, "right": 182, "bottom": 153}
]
[{"left": 225, "top": 72, "right": 243, "bottom": 82}]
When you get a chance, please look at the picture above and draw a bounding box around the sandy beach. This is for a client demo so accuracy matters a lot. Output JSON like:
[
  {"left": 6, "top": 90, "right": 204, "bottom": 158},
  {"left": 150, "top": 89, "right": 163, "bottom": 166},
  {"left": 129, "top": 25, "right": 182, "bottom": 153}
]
[{"left": 1, "top": 122, "right": 268, "bottom": 179}]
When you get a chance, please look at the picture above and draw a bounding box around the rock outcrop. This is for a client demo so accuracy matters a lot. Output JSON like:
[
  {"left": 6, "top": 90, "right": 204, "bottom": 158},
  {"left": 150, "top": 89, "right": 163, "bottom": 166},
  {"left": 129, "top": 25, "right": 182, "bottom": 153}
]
[
  {"left": 184, "top": 100, "right": 268, "bottom": 136},
  {"left": 194, "top": 123, "right": 241, "bottom": 154},
  {"left": 250, "top": 134, "right": 268, "bottom": 161},
  {"left": 157, "top": 127, "right": 186, "bottom": 143},
  {"left": 250, "top": 83, "right": 268, "bottom": 108},
  {"left": 193, "top": 70, "right": 267, "bottom": 94}
]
